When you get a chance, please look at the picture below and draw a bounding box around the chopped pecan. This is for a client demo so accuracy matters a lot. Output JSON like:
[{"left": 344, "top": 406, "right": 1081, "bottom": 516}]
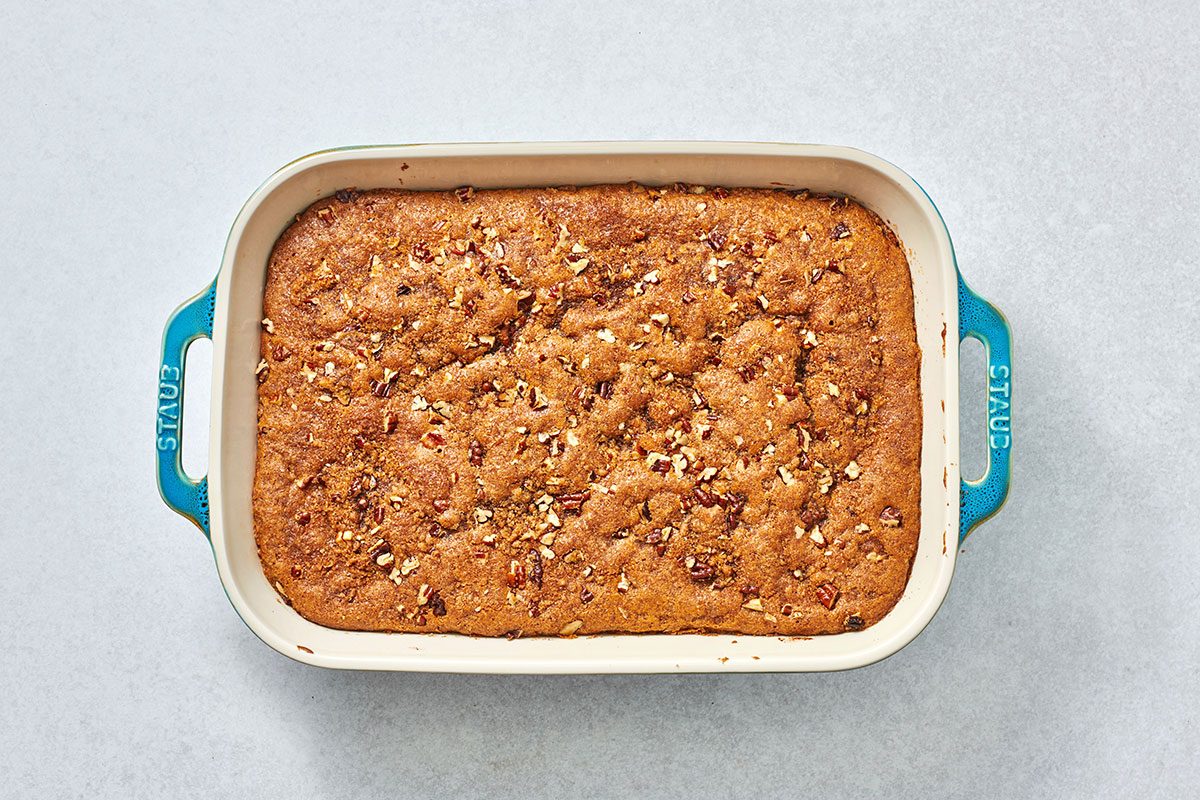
[
  {"left": 507, "top": 560, "right": 526, "bottom": 589},
  {"left": 370, "top": 372, "right": 398, "bottom": 398},
  {"left": 800, "top": 505, "right": 825, "bottom": 528},
  {"left": 516, "top": 291, "right": 536, "bottom": 315},
  {"left": 528, "top": 548, "right": 543, "bottom": 589},
  {"left": 717, "top": 492, "right": 746, "bottom": 514},
  {"left": 686, "top": 558, "right": 716, "bottom": 582},
  {"left": 468, "top": 440, "right": 485, "bottom": 467},
  {"left": 859, "top": 537, "right": 886, "bottom": 557},
  {"left": 368, "top": 539, "right": 394, "bottom": 570},
  {"left": 816, "top": 582, "right": 839, "bottom": 610},
  {"left": 735, "top": 363, "right": 760, "bottom": 383},
  {"left": 411, "top": 242, "right": 434, "bottom": 263},
  {"left": 495, "top": 264, "right": 521, "bottom": 289},
  {"left": 557, "top": 490, "right": 590, "bottom": 515},
  {"left": 424, "top": 588, "right": 447, "bottom": 616}
]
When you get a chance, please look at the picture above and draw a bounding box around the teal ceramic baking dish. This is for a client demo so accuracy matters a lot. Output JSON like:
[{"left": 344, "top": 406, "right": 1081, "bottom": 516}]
[{"left": 156, "top": 142, "right": 1011, "bottom": 672}]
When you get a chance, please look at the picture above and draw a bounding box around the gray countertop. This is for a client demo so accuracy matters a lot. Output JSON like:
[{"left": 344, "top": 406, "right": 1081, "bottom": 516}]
[{"left": 2, "top": 1, "right": 1197, "bottom": 797}]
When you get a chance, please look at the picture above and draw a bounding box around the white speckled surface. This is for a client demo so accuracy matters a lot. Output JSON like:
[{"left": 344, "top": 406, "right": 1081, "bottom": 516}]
[{"left": 1, "top": 1, "right": 1197, "bottom": 797}]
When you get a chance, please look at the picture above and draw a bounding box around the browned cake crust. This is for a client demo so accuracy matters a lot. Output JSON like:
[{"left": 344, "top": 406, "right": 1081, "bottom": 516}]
[{"left": 253, "top": 183, "right": 921, "bottom": 637}]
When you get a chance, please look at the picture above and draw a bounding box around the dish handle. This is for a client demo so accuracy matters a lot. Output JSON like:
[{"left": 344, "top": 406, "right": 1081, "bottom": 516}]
[
  {"left": 156, "top": 279, "right": 217, "bottom": 537},
  {"left": 958, "top": 272, "right": 1012, "bottom": 540}
]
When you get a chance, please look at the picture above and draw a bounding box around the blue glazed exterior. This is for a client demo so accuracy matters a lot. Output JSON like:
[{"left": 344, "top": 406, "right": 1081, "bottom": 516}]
[
  {"left": 156, "top": 279, "right": 217, "bottom": 536},
  {"left": 957, "top": 272, "right": 1012, "bottom": 540}
]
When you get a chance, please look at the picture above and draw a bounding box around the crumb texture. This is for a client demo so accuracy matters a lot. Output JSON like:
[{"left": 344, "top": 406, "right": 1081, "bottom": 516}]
[{"left": 253, "top": 183, "right": 921, "bottom": 636}]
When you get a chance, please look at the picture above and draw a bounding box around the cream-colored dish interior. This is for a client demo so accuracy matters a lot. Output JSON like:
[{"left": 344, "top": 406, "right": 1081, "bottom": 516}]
[{"left": 209, "top": 143, "right": 959, "bottom": 672}]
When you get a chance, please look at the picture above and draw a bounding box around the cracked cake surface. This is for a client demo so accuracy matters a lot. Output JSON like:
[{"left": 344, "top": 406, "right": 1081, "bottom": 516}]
[{"left": 253, "top": 183, "right": 921, "bottom": 636}]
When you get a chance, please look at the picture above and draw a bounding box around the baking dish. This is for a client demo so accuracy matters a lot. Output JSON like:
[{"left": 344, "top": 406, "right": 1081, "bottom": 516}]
[{"left": 156, "top": 142, "right": 1012, "bottom": 672}]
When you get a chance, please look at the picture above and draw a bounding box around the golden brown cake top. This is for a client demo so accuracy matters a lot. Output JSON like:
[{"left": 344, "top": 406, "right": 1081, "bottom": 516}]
[{"left": 253, "top": 183, "right": 921, "bottom": 636}]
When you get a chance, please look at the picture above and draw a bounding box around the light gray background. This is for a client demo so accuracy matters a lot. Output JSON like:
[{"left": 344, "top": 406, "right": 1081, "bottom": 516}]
[{"left": 2, "top": 1, "right": 1197, "bottom": 797}]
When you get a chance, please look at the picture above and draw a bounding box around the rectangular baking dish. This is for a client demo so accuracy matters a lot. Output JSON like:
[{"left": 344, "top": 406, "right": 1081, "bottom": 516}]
[{"left": 156, "top": 142, "right": 1012, "bottom": 672}]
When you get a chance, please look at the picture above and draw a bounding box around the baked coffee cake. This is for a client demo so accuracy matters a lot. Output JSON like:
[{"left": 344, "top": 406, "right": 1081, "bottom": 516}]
[{"left": 252, "top": 183, "right": 921, "bottom": 636}]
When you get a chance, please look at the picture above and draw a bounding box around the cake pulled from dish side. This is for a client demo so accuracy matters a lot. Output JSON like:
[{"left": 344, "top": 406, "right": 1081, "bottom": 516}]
[{"left": 253, "top": 183, "right": 921, "bottom": 636}]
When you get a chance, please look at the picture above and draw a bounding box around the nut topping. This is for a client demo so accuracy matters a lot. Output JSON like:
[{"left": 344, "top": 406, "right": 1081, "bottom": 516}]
[
  {"left": 255, "top": 185, "right": 921, "bottom": 637},
  {"left": 370, "top": 370, "right": 399, "bottom": 398},
  {"left": 686, "top": 556, "right": 716, "bottom": 582},
  {"left": 368, "top": 539, "right": 394, "bottom": 569},
  {"left": 528, "top": 549, "right": 544, "bottom": 588},
  {"left": 507, "top": 560, "right": 526, "bottom": 589},
  {"left": 411, "top": 242, "right": 434, "bottom": 263},
  {"left": 558, "top": 490, "right": 590, "bottom": 514},
  {"left": 816, "top": 583, "right": 840, "bottom": 610}
]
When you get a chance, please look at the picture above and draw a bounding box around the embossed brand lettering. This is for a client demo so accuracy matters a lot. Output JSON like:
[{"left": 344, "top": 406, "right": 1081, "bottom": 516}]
[
  {"left": 987, "top": 364, "right": 1011, "bottom": 449},
  {"left": 157, "top": 365, "right": 182, "bottom": 451}
]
